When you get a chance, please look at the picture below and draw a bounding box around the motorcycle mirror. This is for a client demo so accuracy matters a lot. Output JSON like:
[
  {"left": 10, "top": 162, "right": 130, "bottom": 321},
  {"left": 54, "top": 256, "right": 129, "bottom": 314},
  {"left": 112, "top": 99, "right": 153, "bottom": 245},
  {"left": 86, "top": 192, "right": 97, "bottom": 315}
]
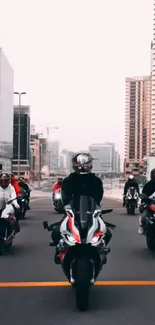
[
  {"left": 43, "top": 221, "right": 48, "bottom": 229},
  {"left": 7, "top": 197, "right": 18, "bottom": 205},
  {"left": 139, "top": 193, "right": 148, "bottom": 200},
  {"left": 101, "top": 209, "right": 113, "bottom": 215},
  {"left": 104, "top": 221, "right": 116, "bottom": 229}
]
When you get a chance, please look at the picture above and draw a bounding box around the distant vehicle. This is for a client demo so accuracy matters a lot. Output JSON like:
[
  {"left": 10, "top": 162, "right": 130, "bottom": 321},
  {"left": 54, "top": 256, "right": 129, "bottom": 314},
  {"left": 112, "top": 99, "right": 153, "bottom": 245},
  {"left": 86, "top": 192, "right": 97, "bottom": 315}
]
[{"left": 125, "top": 187, "right": 139, "bottom": 215}]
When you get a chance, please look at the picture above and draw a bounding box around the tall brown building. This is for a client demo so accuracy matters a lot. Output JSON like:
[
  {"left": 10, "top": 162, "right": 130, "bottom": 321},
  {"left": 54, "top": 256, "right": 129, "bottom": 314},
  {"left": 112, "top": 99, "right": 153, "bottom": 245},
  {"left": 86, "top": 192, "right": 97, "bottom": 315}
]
[{"left": 124, "top": 76, "right": 151, "bottom": 178}]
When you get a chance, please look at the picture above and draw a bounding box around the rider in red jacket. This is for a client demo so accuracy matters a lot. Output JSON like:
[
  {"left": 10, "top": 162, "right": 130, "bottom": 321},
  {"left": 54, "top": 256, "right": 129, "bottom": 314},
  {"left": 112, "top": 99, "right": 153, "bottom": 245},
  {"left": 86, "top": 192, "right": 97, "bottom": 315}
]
[
  {"left": 53, "top": 178, "right": 63, "bottom": 195},
  {"left": 10, "top": 173, "right": 22, "bottom": 197}
]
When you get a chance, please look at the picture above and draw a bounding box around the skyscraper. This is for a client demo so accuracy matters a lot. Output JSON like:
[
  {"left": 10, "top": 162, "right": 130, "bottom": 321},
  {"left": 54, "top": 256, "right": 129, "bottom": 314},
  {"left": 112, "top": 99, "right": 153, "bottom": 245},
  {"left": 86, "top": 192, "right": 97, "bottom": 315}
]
[
  {"left": 12, "top": 105, "right": 30, "bottom": 179},
  {"left": 151, "top": 1, "right": 155, "bottom": 152},
  {"left": 114, "top": 151, "right": 120, "bottom": 173},
  {"left": 47, "top": 141, "right": 59, "bottom": 174},
  {"left": 0, "top": 49, "right": 14, "bottom": 173},
  {"left": 89, "top": 143, "right": 115, "bottom": 174},
  {"left": 124, "top": 76, "right": 151, "bottom": 178}
]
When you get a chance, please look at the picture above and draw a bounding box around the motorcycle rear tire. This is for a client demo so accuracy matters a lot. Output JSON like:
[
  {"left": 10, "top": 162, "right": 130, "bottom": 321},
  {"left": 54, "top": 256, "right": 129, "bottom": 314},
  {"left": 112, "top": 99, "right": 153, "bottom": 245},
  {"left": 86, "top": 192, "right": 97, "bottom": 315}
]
[
  {"left": 127, "top": 204, "right": 135, "bottom": 215},
  {"left": 7, "top": 241, "right": 13, "bottom": 248},
  {"left": 0, "top": 243, "right": 5, "bottom": 255},
  {"left": 75, "top": 258, "right": 91, "bottom": 311},
  {"left": 130, "top": 206, "right": 135, "bottom": 215},
  {"left": 126, "top": 206, "right": 131, "bottom": 215},
  {"left": 20, "top": 211, "right": 26, "bottom": 219},
  {"left": 146, "top": 235, "right": 155, "bottom": 251}
]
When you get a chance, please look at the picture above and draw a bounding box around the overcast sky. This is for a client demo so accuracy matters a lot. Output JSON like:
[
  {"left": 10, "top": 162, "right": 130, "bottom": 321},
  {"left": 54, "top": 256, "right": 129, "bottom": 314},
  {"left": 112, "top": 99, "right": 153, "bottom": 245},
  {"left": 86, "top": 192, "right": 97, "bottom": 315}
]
[{"left": 0, "top": 0, "right": 153, "bottom": 164}]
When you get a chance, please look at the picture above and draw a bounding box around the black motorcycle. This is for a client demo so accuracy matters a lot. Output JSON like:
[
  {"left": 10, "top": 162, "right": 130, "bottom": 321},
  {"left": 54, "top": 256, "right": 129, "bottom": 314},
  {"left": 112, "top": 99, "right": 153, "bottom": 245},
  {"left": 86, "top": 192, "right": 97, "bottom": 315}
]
[
  {"left": 17, "top": 188, "right": 29, "bottom": 220},
  {"left": 43, "top": 196, "right": 116, "bottom": 311},
  {"left": 139, "top": 193, "right": 155, "bottom": 250},
  {"left": 125, "top": 187, "right": 139, "bottom": 215}
]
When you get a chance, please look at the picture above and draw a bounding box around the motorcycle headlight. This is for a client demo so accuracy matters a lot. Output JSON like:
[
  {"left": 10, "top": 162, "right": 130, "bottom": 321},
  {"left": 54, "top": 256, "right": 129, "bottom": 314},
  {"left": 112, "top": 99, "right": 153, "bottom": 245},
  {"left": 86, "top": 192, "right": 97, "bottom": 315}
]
[
  {"left": 55, "top": 193, "right": 61, "bottom": 200},
  {"left": 90, "top": 236, "right": 100, "bottom": 244},
  {"left": 67, "top": 235, "right": 76, "bottom": 243},
  {"left": 21, "top": 199, "right": 25, "bottom": 202}
]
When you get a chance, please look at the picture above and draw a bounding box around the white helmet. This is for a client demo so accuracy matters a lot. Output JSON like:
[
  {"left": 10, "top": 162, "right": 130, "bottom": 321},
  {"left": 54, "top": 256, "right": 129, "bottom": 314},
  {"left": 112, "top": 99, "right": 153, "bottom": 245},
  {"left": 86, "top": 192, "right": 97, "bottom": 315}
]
[{"left": 128, "top": 175, "right": 134, "bottom": 180}]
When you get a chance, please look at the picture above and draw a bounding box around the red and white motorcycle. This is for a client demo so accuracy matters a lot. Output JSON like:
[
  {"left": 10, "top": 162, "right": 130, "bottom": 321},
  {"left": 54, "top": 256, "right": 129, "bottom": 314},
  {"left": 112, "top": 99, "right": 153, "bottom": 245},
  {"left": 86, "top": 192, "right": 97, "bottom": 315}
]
[{"left": 43, "top": 195, "right": 115, "bottom": 311}]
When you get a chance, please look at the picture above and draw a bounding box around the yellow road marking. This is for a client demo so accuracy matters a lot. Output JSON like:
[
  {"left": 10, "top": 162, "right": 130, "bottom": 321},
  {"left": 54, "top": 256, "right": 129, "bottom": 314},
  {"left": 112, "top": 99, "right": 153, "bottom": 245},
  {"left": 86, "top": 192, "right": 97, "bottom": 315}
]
[{"left": 0, "top": 281, "right": 155, "bottom": 287}]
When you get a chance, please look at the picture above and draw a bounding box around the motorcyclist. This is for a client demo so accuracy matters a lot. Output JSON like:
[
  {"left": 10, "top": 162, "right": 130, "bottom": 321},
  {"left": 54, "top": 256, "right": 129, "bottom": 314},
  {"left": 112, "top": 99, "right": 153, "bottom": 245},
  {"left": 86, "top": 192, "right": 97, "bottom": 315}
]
[
  {"left": 123, "top": 175, "right": 139, "bottom": 207},
  {"left": 0, "top": 173, "right": 20, "bottom": 232},
  {"left": 18, "top": 177, "right": 31, "bottom": 210},
  {"left": 53, "top": 178, "right": 63, "bottom": 192},
  {"left": 138, "top": 168, "right": 155, "bottom": 234},
  {"left": 51, "top": 152, "right": 112, "bottom": 264},
  {"left": 52, "top": 178, "right": 63, "bottom": 200},
  {"left": 10, "top": 173, "right": 22, "bottom": 197}
]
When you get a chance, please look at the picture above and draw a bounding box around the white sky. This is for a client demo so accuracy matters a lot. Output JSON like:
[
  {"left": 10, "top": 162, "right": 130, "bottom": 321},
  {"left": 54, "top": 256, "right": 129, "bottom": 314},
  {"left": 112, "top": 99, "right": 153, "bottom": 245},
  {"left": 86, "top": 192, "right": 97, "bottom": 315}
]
[{"left": 0, "top": 0, "right": 153, "bottom": 165}]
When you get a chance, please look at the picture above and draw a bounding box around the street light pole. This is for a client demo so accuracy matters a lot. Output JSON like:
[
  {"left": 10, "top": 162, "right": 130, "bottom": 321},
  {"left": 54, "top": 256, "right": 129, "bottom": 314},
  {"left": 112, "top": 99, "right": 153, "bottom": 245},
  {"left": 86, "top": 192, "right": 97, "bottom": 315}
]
[
  {"left": 14, "top": 92, "right": 26, "bottom": 178},
  {"left": 38, "top": 143, "right": 42, "bottom": 190}
]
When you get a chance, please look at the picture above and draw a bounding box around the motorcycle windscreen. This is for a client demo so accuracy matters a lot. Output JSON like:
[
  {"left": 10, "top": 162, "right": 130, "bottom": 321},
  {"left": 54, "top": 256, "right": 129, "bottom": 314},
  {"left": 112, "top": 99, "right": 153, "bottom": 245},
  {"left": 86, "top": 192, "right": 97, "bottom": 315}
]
[
  {"left": 20, "top": 188, "right": 27, "bottom": 196},
  {"left": 129, "top": 187, "right": 135, "bottom": 196},
  {"left": 79, "top": 196, "right": 96, "bottom": 229}
]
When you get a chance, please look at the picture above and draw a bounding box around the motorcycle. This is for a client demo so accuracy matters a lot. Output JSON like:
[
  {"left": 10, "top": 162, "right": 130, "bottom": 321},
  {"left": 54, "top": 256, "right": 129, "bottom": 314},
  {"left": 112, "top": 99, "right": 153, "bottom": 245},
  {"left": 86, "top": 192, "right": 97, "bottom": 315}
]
[
  {"left": 43, "top": 195, "right": 115, "bottom": 311},
  {"left": 139, "top": 193, "right": 155, "bottom": 250},
  {"left": 125, "top": 187, "right": 139, "bottom": 215},
  {"left": 17, "top": 188, "right": 29, "bottom": 220},
  {"left": 0, "top": 198, "right": 19, "bottom": 254},
  {"left": 53, "top": 189, "right": 64, "bottom": 213}
]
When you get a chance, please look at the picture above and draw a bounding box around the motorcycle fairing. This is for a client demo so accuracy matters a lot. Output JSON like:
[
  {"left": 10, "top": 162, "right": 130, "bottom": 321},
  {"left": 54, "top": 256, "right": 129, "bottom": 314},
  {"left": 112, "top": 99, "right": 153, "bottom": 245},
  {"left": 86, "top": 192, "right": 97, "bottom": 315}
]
[{"left": 60, "top": 209, "right": 106, "bottom": 246}]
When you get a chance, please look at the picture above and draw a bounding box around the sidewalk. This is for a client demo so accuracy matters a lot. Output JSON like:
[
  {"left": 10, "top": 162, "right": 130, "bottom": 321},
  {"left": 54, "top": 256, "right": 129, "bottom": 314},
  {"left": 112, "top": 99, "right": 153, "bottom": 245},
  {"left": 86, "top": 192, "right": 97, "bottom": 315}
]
[
  {"left": 30, "top": 180, "right": 48, "bottom": 190},
  {"left": 30, "top": 190, "right": 52, "bottom": 199},
  {"left": 104, "top": 188, "right": 122, "bottom": 201},
  {"left": 30, "top": 188, "right": 123, "bottom": 201}
]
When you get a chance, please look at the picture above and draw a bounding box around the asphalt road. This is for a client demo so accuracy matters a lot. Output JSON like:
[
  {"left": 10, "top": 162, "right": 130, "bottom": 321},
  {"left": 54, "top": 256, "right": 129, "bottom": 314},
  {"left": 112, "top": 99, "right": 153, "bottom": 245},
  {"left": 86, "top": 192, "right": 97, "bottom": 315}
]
[
  {"left": 41, "top": 178, "right": 124, "bottom": 192},
  {"left": 0, "top": 197, "right": 155, "bottom": 324}
]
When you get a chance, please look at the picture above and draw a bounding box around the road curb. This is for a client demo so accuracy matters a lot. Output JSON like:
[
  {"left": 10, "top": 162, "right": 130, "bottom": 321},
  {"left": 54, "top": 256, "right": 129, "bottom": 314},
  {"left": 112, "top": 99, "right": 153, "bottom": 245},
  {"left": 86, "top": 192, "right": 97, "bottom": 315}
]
[{"left": 104, "top": 196, "right": 122, "bottom": 202}]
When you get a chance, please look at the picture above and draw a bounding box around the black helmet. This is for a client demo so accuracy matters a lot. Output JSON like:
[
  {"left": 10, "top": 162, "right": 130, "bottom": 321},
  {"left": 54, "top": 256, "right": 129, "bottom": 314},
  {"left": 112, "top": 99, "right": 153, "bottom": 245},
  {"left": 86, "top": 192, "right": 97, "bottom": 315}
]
[
  {"left": 0, "top": 173, "right": 10, "bottom": 189},
  {"left": 151, "top": 169, "right": 155, "bottom": 180},
  {"left": 72, "top": 152, "right": 93, "bottom": 174},
  {"left": 58, "top": 178, "right": 63, "bottom": 184}
]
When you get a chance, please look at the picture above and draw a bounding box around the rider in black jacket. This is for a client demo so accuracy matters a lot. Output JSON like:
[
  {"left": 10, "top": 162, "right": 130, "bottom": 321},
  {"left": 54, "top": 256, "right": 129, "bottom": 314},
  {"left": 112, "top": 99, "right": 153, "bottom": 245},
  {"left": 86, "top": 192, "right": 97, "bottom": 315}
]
[
  {"left": 18, "top": 177, "right": 31, "bottom": 210},
  {"left": 123, "top": 175, "right": 139, "bottom": 206},
  {"left": 138, "top": 168, "right": 155, "bottom": 234},
  {"left": 51, "top": 152, "right": 112, "bottom": 264}
]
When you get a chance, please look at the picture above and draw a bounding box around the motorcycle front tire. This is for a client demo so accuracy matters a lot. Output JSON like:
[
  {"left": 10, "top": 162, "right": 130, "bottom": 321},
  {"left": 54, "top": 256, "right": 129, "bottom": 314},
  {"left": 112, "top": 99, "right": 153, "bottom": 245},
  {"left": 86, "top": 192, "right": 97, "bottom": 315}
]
[{"left": 75, "top": 258, "right": 92, "bottom": 311}]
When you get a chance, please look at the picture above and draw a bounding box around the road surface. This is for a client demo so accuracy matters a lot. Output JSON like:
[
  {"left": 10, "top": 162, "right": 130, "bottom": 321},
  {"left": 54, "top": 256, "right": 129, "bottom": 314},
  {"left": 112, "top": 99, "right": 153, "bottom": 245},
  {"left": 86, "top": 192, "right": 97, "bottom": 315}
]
[
  {"left": 0, "top": 197, "right": 155, "bottom": 324},
  {"left": 41, "top": 178, "right": 124, "bottom": 192}
]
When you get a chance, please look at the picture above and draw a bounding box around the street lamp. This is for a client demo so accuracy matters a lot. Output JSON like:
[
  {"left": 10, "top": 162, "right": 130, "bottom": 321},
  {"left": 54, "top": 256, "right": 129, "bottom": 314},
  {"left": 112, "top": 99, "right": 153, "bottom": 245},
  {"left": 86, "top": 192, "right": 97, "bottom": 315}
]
[{"left": 14, "top": 92, "right": 26, "bottom": 178}]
